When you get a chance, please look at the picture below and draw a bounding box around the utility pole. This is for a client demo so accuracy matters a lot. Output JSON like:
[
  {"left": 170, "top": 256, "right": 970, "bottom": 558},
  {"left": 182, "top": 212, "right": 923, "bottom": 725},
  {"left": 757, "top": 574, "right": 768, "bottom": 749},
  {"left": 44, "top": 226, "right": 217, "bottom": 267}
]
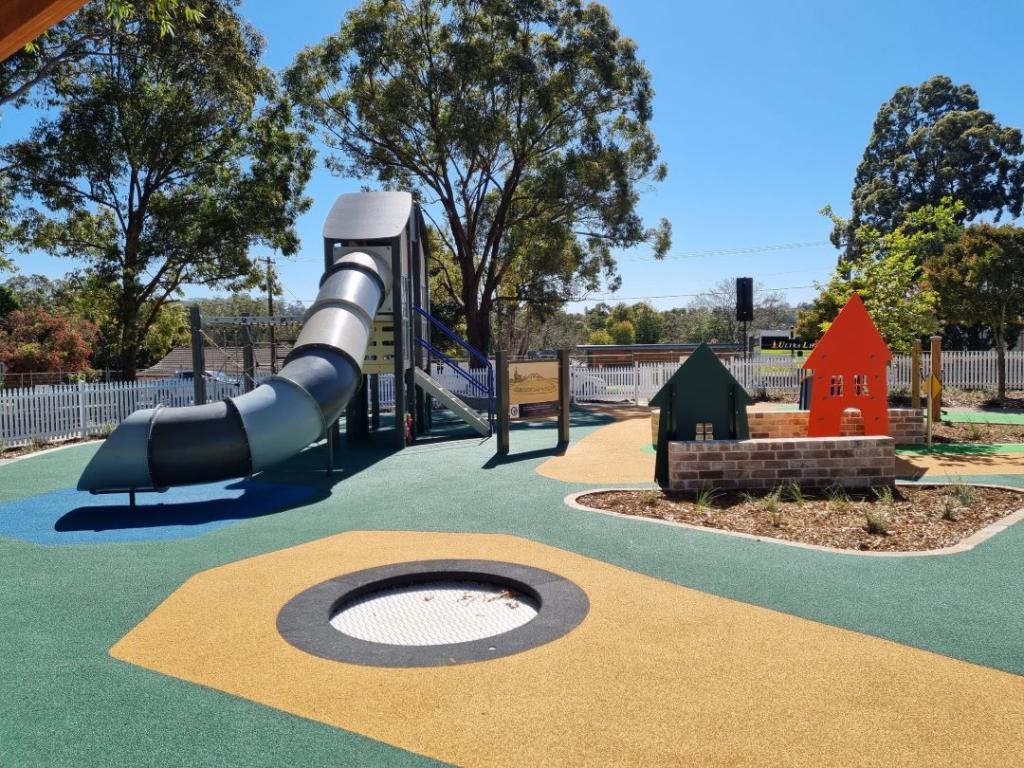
[{"left": 263, "top": 256, "right": 277, "bottom": 374}]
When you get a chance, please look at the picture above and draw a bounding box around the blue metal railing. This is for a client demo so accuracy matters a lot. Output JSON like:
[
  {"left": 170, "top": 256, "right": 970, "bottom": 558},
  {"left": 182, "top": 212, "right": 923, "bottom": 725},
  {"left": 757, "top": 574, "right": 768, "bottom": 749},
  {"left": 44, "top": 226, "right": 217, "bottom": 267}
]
[{"left": 413, "top": 305, "right": 495, "bottom": 432}]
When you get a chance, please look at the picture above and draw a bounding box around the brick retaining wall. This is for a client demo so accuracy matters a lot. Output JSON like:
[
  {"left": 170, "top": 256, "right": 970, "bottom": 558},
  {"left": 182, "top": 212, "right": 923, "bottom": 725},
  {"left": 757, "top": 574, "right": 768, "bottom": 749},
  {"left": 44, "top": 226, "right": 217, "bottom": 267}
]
[
  {"left": 651, "top": 407, "right": 925, "bottom": 446},
  {"left": 747, "top": 408, "right": 924, "bottom": 444},
  {"left": 667, "top": 435, "right": 895, "bottom": 492}
]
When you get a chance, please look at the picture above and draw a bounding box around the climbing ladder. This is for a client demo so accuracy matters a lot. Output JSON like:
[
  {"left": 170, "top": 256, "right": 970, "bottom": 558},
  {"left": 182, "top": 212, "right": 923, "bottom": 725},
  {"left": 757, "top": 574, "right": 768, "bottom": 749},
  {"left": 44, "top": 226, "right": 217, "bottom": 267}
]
[{"left": 412, "top": 305, "right": 495, "bottom": 437}]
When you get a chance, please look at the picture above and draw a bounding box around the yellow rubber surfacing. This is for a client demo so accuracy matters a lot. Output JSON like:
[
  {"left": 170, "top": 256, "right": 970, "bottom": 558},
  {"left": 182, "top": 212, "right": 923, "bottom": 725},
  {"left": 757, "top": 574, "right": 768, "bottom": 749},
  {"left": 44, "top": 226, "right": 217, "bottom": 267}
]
[
  {"left": 897, "top": 452, "right": 1024, "bottom": 478},
  {"left": 112, "top": 532, "right": 1024, "bottom": 767},
  {"left": 538, "top": 412, "right": 654, "bottom": 483}
]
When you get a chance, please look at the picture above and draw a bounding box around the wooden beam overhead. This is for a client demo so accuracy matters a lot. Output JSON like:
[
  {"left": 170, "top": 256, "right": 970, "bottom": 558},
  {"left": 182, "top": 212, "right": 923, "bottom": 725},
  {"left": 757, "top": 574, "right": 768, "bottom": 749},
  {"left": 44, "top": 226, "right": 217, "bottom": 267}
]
[{"left": 0, "top": 0, "right": 92, "bottom": 63}]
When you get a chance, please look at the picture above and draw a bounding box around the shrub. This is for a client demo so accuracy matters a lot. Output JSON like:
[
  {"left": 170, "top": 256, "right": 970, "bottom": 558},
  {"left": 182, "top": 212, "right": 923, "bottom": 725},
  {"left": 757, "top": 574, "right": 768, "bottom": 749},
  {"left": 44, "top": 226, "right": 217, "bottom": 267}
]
[
  {"left": 783, "top": 482, "right": 805, "bottom": 506},
  {"left": 826, "top": 484, "right": 850, "bottom": 513},
  {"left": 694, "top": 485, "right": 719, "bottom": 512},
  {"left": 872, "top": 485, "right": 894, "bottom": 506},
  {"left": 764, "top": 488, "right": 783, "bottom": 527},
  {"left": 949, "top": 480, "right": 975, "bottom": 506},
  {"left": 941, "top": 497, "right": 959, "bottom": 521},
  {"left": 963, "top": 423, "right": 984, "bottom": 442},
  {"left": 641, "top": 488, "right": 660, "bottom": 508},
  {"left": 865, "top": 507, "right": 891, "bottom": 535}
]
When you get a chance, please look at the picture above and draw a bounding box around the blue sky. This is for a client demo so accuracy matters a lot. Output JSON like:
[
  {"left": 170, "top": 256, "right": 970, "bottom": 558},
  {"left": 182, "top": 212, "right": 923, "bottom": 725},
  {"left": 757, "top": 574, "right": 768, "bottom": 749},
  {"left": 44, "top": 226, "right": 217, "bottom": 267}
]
[{"left": 4, "top": 0, "right": 1023, "bottom": 311}]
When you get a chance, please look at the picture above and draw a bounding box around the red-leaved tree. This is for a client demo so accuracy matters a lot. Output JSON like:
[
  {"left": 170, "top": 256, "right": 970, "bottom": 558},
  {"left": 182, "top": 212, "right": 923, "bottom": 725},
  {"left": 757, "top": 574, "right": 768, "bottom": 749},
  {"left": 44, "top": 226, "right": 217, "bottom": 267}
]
[{"left": 0, "top": 307, "right": 97, "bottom": 374}]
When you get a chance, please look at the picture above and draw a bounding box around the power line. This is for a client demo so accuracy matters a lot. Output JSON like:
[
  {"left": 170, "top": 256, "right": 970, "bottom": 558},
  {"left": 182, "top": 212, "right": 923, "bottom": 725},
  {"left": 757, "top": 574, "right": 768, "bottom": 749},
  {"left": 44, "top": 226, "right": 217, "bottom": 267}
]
[
  {"left": 564, "top": 283, "right": 816, "bottom": 303},
  {"left": 624, "top": 240, "right": 832, "bottom": 262}
]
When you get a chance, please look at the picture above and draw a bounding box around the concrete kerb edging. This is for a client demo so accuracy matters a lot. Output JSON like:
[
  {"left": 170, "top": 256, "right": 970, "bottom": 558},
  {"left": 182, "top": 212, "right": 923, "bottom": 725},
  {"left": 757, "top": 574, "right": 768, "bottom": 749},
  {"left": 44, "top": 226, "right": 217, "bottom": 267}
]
[
  {"left": 0, "top": 439, "right": 104, "bottom": 467},
  {"left": 563, "top": 483, "right": 1024, "bottom": 558}
]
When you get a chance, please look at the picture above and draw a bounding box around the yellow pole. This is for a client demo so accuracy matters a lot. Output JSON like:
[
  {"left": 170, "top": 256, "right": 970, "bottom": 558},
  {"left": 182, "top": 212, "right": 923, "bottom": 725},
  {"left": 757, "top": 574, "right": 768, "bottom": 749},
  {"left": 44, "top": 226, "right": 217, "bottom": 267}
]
[
  {"left": 911, "top": 339, "right": 921, "bottom": 410},
  {"left": 930, "top": 335, "right": 942, "bottom": 422}
]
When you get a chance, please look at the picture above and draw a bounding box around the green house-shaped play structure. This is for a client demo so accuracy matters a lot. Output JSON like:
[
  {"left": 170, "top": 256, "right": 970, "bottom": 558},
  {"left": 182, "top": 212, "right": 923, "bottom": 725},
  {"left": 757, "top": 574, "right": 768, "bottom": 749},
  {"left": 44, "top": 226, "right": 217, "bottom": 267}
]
[{"left": 650, "top": 343, "right": 752, "bottom": 485}]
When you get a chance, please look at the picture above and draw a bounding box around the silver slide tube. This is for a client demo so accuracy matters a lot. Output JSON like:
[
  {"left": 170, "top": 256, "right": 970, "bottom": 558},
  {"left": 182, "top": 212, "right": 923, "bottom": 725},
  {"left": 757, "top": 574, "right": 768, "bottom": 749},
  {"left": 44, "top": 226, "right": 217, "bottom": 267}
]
[{"left": 77, "top": 249, "right": 392, "bottom": 492}]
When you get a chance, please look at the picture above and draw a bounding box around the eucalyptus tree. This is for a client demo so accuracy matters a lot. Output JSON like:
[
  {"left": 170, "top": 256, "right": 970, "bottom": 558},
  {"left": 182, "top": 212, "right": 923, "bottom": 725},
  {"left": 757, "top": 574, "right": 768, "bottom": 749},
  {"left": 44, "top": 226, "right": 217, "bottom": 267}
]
[
  {"left": 2, "top": 0, "right": 313, "bottom": 378},
  {"left": 286, "top": 0, "right": 671, "bottom": 353},
  {"left": 1, "top": 1, "right": 202, "bottom": 109}
]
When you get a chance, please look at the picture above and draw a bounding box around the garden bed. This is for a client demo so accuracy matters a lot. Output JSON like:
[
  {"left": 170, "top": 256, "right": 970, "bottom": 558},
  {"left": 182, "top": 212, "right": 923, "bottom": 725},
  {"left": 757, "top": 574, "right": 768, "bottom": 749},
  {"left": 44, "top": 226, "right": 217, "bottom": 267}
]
[
  {"left": 576, "top": 484, "right": 1023, "bottom": 552},
  {"left": 933, "top": 420, "right": 1024, "bottom": 444}
]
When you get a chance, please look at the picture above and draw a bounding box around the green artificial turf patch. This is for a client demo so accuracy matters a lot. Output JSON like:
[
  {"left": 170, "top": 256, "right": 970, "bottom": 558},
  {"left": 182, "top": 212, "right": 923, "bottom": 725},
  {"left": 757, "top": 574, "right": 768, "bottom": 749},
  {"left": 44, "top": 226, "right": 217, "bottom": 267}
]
[
  {"left": 897, "top": 443, "right": 1024, "bottom": 456},
  {"left": 941, "top": 409, "right": 1024, "bottom": 425}
]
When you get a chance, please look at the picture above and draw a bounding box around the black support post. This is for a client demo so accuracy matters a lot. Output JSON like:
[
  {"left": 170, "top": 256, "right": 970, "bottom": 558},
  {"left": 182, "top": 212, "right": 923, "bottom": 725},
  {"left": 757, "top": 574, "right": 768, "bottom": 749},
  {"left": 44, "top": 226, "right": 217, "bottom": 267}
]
[
  {"left": 558, "top": 349, "right": 571, "bottom": 446},
  {"left": 188, "top": 305, "right": 206, "bottom": 406},
  {"left": 346, "top": 376, "right": 369, "bottom": 439},
  {"left": 391, "top": 235, "right": 406, "bottom": 450},
  {"left": 242, "top": 316, "right": 255, "bottom": 393},
  {"left": 496, "top": 349, "right": 510, "bottom": 455},
  {"left": 370, "top": 374, "right": 380, "bottom": 431}
]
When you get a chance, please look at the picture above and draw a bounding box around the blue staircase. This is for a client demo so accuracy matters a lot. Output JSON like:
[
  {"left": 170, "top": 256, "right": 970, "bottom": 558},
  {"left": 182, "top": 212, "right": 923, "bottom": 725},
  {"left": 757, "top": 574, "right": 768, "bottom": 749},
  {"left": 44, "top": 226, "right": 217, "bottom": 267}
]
[{"left": 413, "top": 305, "right": 495, "bottom": 435}]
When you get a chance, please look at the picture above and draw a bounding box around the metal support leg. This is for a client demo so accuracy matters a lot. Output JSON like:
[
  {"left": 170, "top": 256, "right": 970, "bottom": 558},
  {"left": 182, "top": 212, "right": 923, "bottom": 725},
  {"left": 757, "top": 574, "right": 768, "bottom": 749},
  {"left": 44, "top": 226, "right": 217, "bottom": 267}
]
[
  {"left": 129, "top": 490, "right": 136, "bottom": 509},
  {"left": 326, "top": 427, "right": 335, "bottom": 475}
]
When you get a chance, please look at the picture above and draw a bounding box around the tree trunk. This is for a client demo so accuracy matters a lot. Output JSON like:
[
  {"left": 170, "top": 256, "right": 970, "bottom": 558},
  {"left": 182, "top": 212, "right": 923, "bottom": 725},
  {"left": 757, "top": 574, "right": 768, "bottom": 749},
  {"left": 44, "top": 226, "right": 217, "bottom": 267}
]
[
  {"left": 120, "top": 340, "right": 140, "bottom": 382},
  {"left": 117, "top": 292, "right": 141, "bottom": 381},
  {"left": 995, "top": 324, "right": 1006, "bottom": 404},
  {"left": 461, "top": 289, "right": 492, "bottom": 363}
]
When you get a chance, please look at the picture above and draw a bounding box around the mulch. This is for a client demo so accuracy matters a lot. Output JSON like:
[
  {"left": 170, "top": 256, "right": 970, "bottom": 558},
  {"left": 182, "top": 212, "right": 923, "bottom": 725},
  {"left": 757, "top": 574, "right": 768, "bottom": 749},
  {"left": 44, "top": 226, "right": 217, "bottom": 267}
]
[
  {"left": 578, "top": 485, "right": 1023, "bottom": 552},
  {"left": 933, "top": 421, "right": 1024, "bottom": 444}
]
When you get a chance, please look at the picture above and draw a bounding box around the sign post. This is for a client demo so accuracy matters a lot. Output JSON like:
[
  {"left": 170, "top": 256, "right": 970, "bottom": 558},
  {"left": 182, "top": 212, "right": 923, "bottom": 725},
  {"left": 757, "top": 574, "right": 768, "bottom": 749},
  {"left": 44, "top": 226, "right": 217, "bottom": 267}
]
[{"left": 496, "top": 350, "right": 570, "bottom": 455}]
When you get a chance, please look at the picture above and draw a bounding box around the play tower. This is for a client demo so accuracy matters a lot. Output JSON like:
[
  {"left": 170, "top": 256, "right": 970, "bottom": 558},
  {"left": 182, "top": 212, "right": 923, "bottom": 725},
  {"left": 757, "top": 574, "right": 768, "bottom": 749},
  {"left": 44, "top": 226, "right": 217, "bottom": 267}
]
[{"left": 78, "top": 191, "right": 494, "bottom": 496}]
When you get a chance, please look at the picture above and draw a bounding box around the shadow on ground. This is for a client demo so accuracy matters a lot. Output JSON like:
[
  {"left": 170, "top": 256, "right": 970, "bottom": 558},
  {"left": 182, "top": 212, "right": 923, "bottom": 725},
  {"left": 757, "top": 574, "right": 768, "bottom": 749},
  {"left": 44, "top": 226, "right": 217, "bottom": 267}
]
[{"left": 55, "top": 481, "right": 313, "bottom": 533}]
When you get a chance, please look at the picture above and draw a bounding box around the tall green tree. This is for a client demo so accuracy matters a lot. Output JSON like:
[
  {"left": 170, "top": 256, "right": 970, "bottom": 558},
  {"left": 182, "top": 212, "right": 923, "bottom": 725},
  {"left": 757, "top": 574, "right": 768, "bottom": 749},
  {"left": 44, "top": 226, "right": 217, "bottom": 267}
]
[
  {"left": 286, "top": 0, "right": 670, "bottom": 354},
  {"left": 632, "top": 302, "right": 664, "bottom": 344},
  {"left": 832, "top": 75, "right": 1023, "bottom": 255},
  {"left": 925, "top": 225, "right": 1024, "bottom": 401},
  {"left": 3, "top": 0, "right": 313, "bottom": 378},
  {"left": 798, "top": 200, "right": 963, "bottom": 353}
]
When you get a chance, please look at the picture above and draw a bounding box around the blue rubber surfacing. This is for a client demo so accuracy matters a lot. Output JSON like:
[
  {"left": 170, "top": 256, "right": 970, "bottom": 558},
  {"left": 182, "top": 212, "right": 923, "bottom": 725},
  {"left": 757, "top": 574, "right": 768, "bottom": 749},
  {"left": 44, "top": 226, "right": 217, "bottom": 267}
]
[{"left": 0, "top": 479, "right": 317, "bottom": 545}]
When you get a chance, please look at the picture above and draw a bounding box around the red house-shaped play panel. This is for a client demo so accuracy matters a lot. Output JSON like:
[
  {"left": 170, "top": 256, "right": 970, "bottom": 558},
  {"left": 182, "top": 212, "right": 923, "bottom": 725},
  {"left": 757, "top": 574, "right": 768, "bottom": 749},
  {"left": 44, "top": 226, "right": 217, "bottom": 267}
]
[{"left": 802, "top": 293, "right": 891, "bottom": 437}]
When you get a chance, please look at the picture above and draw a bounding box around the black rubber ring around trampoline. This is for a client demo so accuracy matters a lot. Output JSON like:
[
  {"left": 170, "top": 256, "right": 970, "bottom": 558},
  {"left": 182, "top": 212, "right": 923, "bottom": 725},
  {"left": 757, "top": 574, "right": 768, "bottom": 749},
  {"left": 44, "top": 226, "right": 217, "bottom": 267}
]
[{"left": 276, "top": 559, "right": 589, "bottom": 667}]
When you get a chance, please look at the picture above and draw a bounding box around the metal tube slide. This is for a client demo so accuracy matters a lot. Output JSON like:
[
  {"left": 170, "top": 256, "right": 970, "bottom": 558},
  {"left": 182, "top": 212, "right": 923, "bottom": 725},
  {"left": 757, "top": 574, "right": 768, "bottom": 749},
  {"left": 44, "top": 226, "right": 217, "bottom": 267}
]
[{"left": 77, "top": 249, "right": 392, "bottom": 492}]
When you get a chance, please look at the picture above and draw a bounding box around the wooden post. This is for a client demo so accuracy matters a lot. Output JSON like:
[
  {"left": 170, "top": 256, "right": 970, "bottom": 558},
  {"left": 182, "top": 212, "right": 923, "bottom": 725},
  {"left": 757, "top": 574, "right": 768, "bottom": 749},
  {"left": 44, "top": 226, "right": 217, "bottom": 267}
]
[
  {"left": 911, "top": 338, "right": 922, "bottom": 410},
  {"left": 557, "top": 349, "right": 571, "bottom": 446},
  {"left": 930, "top": 335, "right": 942, "bottom": 422},
  {"left": 496, "top": 349, "right": 510, "bottom": 455}
]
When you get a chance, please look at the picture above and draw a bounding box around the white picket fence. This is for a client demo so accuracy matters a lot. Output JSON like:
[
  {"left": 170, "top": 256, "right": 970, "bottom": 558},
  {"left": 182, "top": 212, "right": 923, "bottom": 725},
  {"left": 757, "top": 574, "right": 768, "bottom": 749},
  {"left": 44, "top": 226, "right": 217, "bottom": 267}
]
[
  {"left": 571, "top": 350, "right": 1024, "bottom": 403},
  {"left": 4, "top": 350, "right": 1024, "bottom": 448},
  {"left": 0, "top": 379, "right": 245, "bottom": 448},
  {"left": 0, "top": 369, "right": 480, "bottom": 448}
]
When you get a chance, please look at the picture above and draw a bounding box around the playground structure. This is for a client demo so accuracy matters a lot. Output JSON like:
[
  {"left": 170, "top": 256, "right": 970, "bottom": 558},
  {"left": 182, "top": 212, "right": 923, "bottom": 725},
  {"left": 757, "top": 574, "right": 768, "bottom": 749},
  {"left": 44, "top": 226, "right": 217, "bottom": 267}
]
[
  {"left": 653, "top": 294, "right": 914, "bottom": 492},
  {"left": 77, "top": 191, "right": 496, "bottom": 497}
]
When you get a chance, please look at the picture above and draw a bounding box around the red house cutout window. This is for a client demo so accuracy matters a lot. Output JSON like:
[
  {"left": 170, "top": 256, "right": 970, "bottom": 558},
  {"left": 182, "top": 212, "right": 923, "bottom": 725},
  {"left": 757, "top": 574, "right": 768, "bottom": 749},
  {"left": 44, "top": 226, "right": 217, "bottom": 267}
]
[
  {"left": 828, "top": 375, "right": 844, "bottom": 397},
  {"left": 854, "top": 374, "right": 869, "bottom": 396}
]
